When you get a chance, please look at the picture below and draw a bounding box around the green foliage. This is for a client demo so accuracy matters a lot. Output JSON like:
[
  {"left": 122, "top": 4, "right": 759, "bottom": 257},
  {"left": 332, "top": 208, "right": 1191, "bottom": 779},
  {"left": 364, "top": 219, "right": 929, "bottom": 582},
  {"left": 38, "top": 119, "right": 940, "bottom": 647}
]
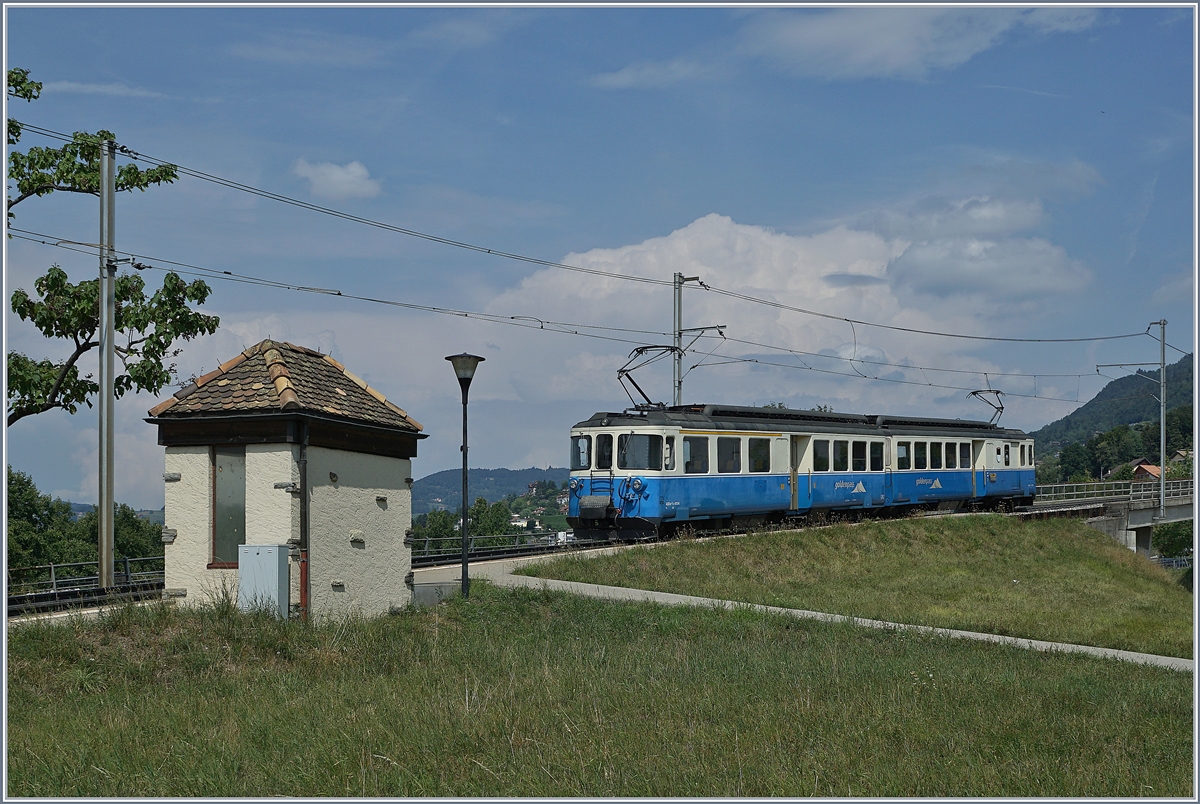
[
  {"left": 8, "top": 266, "right": 219, "bottom": 425},
  {"left": 761, "top": 401, "right": 788, "bottom": 409},
  {"left": 5, "top": 68, "right": 219, "bottom": 425},
  {"left": 1031, "top": 355, "right": 1192, "bottom": 449},
  {"left": 469, "top": 496, "right": 512, "bottom": 539},
  {"left": 1034, "top": 455, "right": 1061, "bottom": 484},
  {"left": 7, "top": 69, "right": 178, "bottom": 216},
  {"left": 810, "top": 403, "right": 833, "bottom": 412},
  {"left": 412, "top": 467, "right": 568, "bottom": 516},
  {"left": 5, "top": 466, "right": 163, "bottom": 571},
  {"left": 1152, "top": 521, "right": 1193, "bottom": 559},
  {"left": 1058, "top": 442, "right": 1090, "bottom": 480},
  {"left": 6, "top": 68, "right": 41, "bottom": 145}
]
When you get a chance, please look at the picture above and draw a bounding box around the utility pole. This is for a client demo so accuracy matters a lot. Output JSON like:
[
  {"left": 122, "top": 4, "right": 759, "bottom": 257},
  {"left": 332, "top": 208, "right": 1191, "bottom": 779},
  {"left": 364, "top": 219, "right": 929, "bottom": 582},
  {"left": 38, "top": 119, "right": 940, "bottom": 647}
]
[
  {"left": 98, "top": 140, "right": 116, "bottom": 589},
  {"left": 672, "top": 273, "right": 703, "bottom": 407},
  {"left": 1158, "top": 319, "right": 1167, "bottom": 522}
]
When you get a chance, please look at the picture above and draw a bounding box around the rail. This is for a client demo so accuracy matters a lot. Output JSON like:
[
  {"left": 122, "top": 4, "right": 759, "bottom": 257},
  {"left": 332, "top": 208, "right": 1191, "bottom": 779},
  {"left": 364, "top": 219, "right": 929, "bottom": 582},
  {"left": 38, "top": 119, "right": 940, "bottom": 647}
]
[
  {"left": 409, "top": 530, "right": 609, "bottom": 567},
  {"left": 1035, "top": 479, "right": 1192, "bottom": 505}
]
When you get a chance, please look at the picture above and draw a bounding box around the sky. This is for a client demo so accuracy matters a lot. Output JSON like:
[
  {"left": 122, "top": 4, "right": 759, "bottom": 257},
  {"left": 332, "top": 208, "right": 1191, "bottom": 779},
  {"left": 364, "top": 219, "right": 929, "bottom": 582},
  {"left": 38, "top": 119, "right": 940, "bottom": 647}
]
[{"left": 3, "top": 5, "right": 1196, "bottom": 510}]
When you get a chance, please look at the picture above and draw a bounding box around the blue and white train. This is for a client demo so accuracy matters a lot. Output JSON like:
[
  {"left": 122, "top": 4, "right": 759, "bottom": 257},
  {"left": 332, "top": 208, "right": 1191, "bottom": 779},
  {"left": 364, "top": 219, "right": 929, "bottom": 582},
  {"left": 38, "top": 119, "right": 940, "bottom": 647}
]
[{"left": 567, "top": 404, "right": 1036, "bottom": 540}]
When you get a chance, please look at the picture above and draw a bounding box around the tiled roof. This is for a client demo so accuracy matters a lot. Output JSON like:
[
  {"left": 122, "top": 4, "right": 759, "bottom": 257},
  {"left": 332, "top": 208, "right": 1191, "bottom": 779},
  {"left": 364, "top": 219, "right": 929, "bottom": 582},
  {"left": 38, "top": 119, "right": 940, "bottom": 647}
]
[{"left": 148, "top": 340, "right": 422, "bottom": 432}]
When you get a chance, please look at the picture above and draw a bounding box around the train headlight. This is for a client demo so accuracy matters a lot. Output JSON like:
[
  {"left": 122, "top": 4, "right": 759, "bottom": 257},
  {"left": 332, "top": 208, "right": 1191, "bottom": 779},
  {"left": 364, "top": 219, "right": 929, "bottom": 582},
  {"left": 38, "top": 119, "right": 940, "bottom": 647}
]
[
  {"left": 568, "top": 478, "right": 580, "bottom": 491},
  {"left": 631, "top": 477, "right": 644, "bottom": 492}
]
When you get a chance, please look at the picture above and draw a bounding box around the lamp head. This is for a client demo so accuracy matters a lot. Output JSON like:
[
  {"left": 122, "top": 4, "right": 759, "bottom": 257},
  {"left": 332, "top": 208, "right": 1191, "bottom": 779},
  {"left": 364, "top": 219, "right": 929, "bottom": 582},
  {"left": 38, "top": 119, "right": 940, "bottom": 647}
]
[{"left": 445, "top": 353, "right": 485, "bottom": 381}]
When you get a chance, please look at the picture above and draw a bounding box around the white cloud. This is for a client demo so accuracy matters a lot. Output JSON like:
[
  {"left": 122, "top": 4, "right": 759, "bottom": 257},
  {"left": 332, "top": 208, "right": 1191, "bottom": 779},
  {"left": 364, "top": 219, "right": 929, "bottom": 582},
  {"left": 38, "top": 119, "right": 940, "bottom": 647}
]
[
  {"left": 738, "top": 8, "right": 1098, "bottom": 81},
  {"left": 41, "top": 81, "right": 165, "bottom": 98},
  {"left": 1022, "top": 7, "right": 1100, "bottom": 34},
  {"left": 292, "top": 159, "right": 382, "bottom": 200},
  {"left": 1150, "top": 271, "right": 1195, "bottom": 306},
  {"left": 409, "top": 14, "right": 519, "bottom": 49},
  {"left": 228, "top": 29, "right": 393, "bottom": 67},
  {"left": 869, "top": 195, "right": 1046, "bottom": 240},
  {"left": 590, "top": 59, "right": 708, "bottom": 89},
  {"left": 888, "top": 236, "right": 1091, "bottom": 299}
]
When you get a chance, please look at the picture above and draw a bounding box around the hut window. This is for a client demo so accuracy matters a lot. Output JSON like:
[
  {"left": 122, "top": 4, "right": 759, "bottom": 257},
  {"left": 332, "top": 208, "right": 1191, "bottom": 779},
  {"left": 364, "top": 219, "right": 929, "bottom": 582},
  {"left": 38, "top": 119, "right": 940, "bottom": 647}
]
[{"left": 211, "top": 446, "right": 246, "bottom": 567}]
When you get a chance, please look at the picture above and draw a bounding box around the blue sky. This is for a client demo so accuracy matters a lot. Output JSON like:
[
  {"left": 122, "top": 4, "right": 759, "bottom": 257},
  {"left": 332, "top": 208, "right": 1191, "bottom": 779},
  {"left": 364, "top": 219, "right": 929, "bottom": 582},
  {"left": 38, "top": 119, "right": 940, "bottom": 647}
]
[{"left": 4, "top": 6, "right": 1195, "bottom": 510}]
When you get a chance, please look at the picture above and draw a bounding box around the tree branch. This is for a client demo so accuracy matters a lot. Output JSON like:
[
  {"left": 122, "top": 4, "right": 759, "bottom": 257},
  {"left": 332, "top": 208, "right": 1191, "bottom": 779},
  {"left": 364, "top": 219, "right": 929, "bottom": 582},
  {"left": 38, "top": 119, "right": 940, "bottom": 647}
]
[
  {"left": 41, "top": 340, "right": 98, "bottom": 413},
  {"left": 8, "top": 184, "right": 100, "bottom": 209}
]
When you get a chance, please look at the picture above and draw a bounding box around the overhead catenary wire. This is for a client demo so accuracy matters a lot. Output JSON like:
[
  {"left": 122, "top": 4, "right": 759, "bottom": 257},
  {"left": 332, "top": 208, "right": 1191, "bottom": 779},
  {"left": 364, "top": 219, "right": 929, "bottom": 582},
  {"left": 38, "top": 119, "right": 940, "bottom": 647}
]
[
  {"left": 8, "top": 227, "right": 1132, "bottom": 407},
  {"left": 5, "top": 229, "right": 670, "bottom": 349},
  {"left": 11, "top": 123, "right": 1158, "bottom": 347}
]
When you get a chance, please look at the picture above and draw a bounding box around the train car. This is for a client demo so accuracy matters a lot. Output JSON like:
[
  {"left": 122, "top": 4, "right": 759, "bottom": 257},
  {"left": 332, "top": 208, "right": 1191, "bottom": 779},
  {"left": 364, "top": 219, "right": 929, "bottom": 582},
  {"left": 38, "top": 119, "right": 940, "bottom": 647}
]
[{"left": 566, "top": 404, "right": 1036, "bottom": 541}]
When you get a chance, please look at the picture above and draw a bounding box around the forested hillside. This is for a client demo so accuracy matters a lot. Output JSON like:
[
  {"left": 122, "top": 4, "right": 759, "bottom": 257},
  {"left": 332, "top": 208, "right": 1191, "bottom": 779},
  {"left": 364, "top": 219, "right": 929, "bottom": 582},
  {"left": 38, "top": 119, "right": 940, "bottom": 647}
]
[
  {"left": 413, "top": 467, "right": 569, "bottom": 515},
  {"left": 1031, "top": 355, "right": 1192, "bottom": 448}
]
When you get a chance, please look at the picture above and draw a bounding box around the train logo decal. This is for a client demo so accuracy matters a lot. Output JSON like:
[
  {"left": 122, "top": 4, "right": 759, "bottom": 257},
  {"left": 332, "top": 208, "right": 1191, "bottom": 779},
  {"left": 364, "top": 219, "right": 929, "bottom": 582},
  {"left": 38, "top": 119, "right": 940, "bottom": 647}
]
[
  {"left": 834, "top": 480, "right": 866, "bottom": 492},
  {"left": 915, "top": 478, "right": 943, "bottom": 488}
]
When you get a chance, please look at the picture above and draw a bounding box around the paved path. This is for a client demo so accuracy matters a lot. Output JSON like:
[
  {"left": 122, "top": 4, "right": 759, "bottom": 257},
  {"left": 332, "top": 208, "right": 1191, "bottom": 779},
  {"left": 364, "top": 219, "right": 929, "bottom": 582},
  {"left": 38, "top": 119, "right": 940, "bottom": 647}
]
[{"left": 416, "top": 551, "right": 1194, "bottom": 673}]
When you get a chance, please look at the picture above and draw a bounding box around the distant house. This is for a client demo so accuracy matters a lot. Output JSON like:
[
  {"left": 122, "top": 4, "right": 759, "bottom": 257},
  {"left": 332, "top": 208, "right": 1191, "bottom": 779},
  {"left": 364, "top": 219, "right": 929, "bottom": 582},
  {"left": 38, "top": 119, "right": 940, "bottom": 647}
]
[
  {"left": 1170, "top": 449, "right": 1193, "bottom": 464},
  {"left": 1105, "top": 457, "right": 1154, "bottom": 479},
  {"left": 147, "top": 339, "right": 426, "bottom": 620},
  {"left": 1133, "top": 464, "right": 1162, "bottom": 482}
]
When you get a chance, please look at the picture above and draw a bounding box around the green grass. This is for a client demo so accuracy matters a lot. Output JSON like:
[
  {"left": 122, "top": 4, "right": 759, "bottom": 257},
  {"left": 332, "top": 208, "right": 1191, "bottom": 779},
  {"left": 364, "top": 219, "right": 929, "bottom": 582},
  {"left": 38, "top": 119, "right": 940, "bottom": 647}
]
[
  {"left": 6, "top": 586, "right": 1193, "bottom": 797},
  {"left": 520, "top": 515, "right": 1194, "bottom": 658}
]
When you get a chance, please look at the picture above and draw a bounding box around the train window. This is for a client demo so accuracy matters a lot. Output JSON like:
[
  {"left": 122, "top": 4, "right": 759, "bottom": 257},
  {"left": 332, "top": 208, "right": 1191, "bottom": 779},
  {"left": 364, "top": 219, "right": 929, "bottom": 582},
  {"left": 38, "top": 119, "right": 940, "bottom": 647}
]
[
  {"left": 814, "top": 440, "right": 830, "bottom": 472},
  {"left": 717, "top": 437, "right": 742, "bottom": 473},
  {"left": 944, "top": 442, "right": 956, "bottom": 469},
  {"left": 1004, "top": 444, "right": 1010, "bottom": 467},
  {"left": 960, "top": 443, "right": 971, "bottom": 468},
  {"left": 914, "top": 442, "right": 927, "bottom": 470},
  {"left": 896, "top": 442, "right": 910, "bottom": 471},
  {"left": 749, "top": 438, "right": 771, "bottom": 473},
  {"left": 664, "top": 437, "right": 676, "bottom": 471},
  {"left": 870, "top": 442, "right": 883, "bottom": 472},
  {"left": 570, "top": 435, "right": 591, "bottom": 470},
  {"left": 930, "top": 442, "right": 942, "bottom": 470},
  {"left": 852, "top": 441, "right": 867, "bottom": 472},
  {"left": 683, "top": 437, "right": 709, "bottom": 474},
  {"left": 995, "top": 445, "right": 1001, "bottom": 464},
  {"left": 618, "top": 434, "right": 662, "bottom": 471},
  {"left": 1028, "top": 444, "right": 1033, "bottom": 465},
  {"left": 596, "top": 434, "right": 613, "bottom": 470},
  {"left": 1019, "top": 444, "right": 1025, "bottom": 466},
  {"left": 833, "top": 441, "right": 849, "bottom": 472}
]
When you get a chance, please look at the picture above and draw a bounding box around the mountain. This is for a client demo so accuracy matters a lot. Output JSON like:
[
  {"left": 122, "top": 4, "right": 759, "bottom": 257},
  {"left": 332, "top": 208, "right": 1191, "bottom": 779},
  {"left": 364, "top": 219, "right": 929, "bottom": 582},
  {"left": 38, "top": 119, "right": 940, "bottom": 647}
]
[
  {"left": 413, "top": 467, "right": 570, "bottom": 516},
  {"left": 1030, "top": 354, "right": 1193, "bottom": 449}
]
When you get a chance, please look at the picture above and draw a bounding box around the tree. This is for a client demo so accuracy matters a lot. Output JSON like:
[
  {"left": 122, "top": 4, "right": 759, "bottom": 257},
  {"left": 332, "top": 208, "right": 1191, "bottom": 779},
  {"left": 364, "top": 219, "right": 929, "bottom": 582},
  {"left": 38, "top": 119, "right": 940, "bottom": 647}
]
[
  {"left": 7, "top": 69, "right": 178, "bottom": 217},
  {"left": 1058, "top": 442, "right": 1090, "bottom": 481},
  {"left": 6, "top": 68, "right": 220, "bottom": 426}
]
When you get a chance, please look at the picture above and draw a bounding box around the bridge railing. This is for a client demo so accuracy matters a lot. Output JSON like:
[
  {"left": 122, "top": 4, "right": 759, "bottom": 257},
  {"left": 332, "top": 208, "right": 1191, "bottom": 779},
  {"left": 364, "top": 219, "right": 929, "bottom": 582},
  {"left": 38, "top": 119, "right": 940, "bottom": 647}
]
[
  {"left": 1035, "top": 478, "right": 1193, "bottom": 504},
  {"left": 1130, "top": 479, "right": 1193, "bottom": 502},
  {"left": 1035, "top": 481, "right": 1132, "bottom": 503}
]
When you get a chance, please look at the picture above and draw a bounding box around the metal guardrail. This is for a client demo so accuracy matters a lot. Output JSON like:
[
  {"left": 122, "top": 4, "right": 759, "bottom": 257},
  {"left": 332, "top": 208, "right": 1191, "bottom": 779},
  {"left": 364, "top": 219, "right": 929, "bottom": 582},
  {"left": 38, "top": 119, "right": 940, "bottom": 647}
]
[
  {"left": 409, "top": 530, "right": 613, "bottom": 567},
  {"left": 1035, "top": 479, "right": 1193, "bottom": 504},
  {"left": 1150, "top": 555, "right": 1193, "bottom": 570},
  {"left": 7, "top": 556, "right": 165, "bottom": 597}
]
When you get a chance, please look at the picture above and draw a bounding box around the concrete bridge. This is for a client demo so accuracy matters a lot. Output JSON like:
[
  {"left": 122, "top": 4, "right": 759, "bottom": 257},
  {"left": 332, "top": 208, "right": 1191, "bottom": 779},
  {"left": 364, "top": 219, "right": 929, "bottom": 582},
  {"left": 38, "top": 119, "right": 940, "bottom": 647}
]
[{"left": 1033, "top": 480, "right": 1194, "bottom": 556}]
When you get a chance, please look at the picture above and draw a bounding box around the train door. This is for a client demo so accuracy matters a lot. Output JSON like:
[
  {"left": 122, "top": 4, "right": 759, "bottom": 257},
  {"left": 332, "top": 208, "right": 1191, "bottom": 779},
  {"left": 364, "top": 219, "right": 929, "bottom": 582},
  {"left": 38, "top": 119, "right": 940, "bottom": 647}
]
[
  {"left": 790, "top": 435, "right": 810, "bottom": 510},
  {"left": 971, "top": 440, "right": 986, "bottom": 498},
  {"left": 882, "top": 439, "right": 893, "bottom": 502}
]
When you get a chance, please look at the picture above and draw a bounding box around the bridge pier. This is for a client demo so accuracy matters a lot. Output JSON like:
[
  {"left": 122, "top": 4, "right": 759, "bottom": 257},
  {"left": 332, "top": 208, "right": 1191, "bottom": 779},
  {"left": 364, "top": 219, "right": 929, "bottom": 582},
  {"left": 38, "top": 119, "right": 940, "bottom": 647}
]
[{"left": 1085, "top": 515, "right": 1153, "bottom": 556}]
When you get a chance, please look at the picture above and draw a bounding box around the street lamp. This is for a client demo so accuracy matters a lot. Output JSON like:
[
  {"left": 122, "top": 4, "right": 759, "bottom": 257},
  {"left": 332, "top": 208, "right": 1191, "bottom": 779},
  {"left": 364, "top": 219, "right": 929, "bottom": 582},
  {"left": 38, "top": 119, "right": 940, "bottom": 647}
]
[{"left": 446, "top": 353, "right": 484, "bottom": 599}]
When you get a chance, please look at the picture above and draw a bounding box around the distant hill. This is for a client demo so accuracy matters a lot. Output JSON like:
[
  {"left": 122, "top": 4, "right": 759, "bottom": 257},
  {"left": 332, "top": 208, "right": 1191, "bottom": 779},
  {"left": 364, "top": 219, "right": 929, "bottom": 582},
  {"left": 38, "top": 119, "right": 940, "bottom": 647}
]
[
  {"left": 413, "top": 467, "right": 570, "bottom": 516},
  {"left": 65, "top": 502, "right": 164, "bottom": 526},
  {"left": 1031, "top": 354, "right": 1193, "bottom": 449}
]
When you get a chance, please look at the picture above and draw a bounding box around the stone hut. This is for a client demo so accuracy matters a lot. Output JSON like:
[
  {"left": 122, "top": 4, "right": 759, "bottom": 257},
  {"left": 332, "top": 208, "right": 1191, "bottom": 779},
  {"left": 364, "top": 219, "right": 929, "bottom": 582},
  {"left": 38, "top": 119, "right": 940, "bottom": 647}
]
[{"left": 146, "top": 339, "right": 425, "bottom": 619}]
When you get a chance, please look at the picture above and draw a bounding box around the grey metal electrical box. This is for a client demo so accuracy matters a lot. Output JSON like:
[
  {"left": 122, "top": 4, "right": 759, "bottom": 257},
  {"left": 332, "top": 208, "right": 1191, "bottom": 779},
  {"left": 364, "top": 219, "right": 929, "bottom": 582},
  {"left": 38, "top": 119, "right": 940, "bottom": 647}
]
[{"left": 237, "top": 544, "right": 289, "bottom": 619}]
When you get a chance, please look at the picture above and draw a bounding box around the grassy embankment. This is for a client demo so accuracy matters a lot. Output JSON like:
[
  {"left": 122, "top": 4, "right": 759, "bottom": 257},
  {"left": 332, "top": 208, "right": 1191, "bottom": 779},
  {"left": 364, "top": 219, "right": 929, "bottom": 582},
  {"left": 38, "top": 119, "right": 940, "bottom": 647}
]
[
  {"left": 6, "top": 585, "right": 1193, "bottom": 797},
  {"left": 521, "top": 515, "right": 1194, "bottom": 658}
]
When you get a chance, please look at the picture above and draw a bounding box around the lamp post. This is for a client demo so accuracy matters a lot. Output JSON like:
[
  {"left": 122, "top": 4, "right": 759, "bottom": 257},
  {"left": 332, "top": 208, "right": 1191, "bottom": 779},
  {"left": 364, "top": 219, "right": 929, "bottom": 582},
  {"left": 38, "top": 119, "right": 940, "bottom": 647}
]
[{"left": 446, "top": 353, "right": 484, "bottom": 599}]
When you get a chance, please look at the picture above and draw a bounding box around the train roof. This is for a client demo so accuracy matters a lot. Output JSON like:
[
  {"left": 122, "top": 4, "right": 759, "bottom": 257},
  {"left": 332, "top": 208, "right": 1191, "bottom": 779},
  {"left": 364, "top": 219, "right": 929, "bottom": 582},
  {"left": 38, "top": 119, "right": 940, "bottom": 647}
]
[{"left": 571, "top": 404, "right": 1031, "bottom": 439}]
